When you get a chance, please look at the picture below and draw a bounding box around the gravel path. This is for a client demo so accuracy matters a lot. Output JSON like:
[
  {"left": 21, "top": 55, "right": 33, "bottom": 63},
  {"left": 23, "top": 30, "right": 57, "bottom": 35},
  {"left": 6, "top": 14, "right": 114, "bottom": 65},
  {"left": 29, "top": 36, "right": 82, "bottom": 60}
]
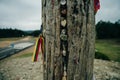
[
  {"left": 0, "top": 56, "right": 120, "bottom": 80},
  {"left": 0, "top": 56, "right": 43, "bottom": 80},
  {"left": 94, "top": 59, "right": 120, "bottom": 80}
]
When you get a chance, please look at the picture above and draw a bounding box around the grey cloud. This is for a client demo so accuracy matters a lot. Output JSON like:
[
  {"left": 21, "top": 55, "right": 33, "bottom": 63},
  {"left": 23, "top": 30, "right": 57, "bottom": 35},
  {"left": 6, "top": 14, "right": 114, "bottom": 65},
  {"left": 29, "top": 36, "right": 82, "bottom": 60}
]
[
  {"left": 0, "top": 0, "right": 41, "bottom": 30},
  {"left": 96, "top": 0, "right": 120, "bottom": 23}
]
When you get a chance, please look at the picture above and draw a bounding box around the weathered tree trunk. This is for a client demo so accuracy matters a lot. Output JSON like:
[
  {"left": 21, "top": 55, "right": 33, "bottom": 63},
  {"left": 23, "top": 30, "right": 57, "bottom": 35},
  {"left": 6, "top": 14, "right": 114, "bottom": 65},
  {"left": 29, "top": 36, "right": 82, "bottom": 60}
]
[{"left": 42, "top": 0, "right": 95, "bottom": 80}]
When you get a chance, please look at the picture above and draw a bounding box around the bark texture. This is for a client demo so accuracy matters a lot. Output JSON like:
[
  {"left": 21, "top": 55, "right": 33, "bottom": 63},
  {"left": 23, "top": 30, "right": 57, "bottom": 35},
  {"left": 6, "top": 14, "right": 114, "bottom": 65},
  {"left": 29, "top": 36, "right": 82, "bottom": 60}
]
[{"left": 42, "top": 0, "right": 95, "bottom": 80}]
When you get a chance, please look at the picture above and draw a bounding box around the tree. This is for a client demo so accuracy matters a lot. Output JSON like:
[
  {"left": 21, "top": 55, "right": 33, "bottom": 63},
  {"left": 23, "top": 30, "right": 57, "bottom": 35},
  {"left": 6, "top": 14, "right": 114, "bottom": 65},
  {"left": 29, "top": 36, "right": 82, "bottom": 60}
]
[
  {"left": 31, "top": 30, "right": 41, "bottom": 37},
  {"left": 42, "top": 0, "right": 95, "bottom": 80},
  {"left": 96, "top": 20, "right": 120, "bottom": 39},
  {"left": 0, "top": 28, "right": 26, "bottom": 38}
]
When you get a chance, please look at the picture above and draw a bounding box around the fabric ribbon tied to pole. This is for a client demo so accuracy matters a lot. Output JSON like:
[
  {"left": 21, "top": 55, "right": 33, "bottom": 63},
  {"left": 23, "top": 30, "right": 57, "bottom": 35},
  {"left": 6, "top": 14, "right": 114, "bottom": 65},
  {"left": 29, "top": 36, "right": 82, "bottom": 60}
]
[
  {"left": 32, "top": 36, "right": 44, "bottom": 62},
  {"left": 94, "top": 0, "right": 100, "bottom": 14}
]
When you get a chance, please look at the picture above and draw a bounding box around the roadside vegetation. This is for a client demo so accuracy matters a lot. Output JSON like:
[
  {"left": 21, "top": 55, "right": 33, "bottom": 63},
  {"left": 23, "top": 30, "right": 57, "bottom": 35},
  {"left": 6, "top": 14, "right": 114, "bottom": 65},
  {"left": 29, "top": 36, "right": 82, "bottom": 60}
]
[
  {"left": 95, "top": 20, "right": 120, "bottom": 62},
  {"left": 17, "top": 53, "right": 33, "bottom": 58},
  {"left": 0, "top": 28, "right": 41, "bottom": 38},
  {"left": 95, "top": 39, "right": 120, "bottom": 62}
]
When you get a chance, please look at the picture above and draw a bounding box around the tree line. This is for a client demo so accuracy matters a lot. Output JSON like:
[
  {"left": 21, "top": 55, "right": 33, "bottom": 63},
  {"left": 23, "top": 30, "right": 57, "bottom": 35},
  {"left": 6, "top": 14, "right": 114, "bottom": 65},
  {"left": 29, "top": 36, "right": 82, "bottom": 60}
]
[
  {"left": 96, "top": 20, "right": 120, "bottom": 39},
  {"left": 0, "top": 28, "right": 41, "bottom": 38},
  {"left": 0, "top": 20, "right": 120, "bottom": 38}
]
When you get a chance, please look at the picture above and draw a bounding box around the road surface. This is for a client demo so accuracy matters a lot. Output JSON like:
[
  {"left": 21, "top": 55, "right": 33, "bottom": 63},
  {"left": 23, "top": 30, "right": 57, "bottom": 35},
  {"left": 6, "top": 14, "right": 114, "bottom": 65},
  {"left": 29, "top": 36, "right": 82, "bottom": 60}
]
[{"left": 0, "top": 41, "right": 34, "bottom": 60}]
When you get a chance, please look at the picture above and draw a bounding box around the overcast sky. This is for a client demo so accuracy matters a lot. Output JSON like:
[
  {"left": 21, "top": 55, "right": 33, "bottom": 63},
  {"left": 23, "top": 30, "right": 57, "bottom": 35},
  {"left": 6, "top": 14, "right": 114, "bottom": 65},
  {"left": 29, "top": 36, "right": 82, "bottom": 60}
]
[
  {"left": 96, "top": 0, "right": 120, "bottom": 23},
  {"left": 0, "top": 0, "right": 120, "bottom": 30}
]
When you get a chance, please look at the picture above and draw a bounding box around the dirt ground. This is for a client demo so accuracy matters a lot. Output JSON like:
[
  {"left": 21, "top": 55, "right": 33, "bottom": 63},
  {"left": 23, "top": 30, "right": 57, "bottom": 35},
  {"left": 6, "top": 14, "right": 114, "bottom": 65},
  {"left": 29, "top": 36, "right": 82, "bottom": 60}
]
[
  {"left": 0, "top": 52, "right": 120, "bottom": 80},
  {"left": 0, "top": 56, "right": 43, "bottom": 80},
  {"left": 94, "top": 59, "right": 120, "bottom": 80},
  {"left": 0, "top": 41, "right": 15, "bottom": 48}
]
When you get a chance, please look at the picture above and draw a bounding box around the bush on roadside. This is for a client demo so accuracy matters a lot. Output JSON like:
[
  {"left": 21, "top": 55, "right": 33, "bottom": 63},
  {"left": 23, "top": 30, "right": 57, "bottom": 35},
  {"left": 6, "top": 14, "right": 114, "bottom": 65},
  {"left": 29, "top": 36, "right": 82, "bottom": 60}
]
[{"left": 95, "top": 51, "right": 110, "bottom": 61}]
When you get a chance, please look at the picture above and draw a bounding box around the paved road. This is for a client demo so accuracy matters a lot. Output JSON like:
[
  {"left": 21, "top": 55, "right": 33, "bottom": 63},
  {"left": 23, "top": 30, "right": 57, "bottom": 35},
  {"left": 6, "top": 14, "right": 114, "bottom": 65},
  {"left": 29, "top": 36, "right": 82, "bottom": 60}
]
[{"left": 0, "top": 41, "right": 35, "bottom": 60}]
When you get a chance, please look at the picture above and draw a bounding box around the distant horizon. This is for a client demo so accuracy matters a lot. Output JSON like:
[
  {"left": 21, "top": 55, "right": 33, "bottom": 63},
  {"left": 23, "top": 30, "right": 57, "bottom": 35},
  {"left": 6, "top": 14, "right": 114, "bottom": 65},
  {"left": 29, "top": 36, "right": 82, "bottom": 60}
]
[
  {"left": 0, "top": 27, "right": 40, "bottom": 31},
  {"left": 0, "top": 19, "right": 120, "bottom": 31}
]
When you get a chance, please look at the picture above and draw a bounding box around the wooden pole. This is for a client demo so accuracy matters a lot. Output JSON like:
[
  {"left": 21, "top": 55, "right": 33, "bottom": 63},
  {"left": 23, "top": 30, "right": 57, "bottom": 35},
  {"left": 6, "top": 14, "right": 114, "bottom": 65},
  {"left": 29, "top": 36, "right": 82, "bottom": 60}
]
[{"left": 42, "top": 0, "right": 95, "bottom": 80}]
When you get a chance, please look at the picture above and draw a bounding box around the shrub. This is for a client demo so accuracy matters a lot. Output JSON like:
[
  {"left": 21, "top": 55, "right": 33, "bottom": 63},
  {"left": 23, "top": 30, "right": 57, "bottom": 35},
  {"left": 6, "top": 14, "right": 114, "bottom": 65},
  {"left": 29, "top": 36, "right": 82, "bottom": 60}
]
[{"left": 95, "top": 52, "right": 110, "bottom": 61}]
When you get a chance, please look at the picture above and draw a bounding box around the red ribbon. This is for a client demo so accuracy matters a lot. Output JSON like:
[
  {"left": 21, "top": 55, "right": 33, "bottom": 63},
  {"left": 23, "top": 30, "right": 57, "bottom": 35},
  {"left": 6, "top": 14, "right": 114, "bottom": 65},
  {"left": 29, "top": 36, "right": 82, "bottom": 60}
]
[
  {"left": 34, "top": 36, "right": 44, "bottom": 62},
  {"left": 94, "top": 0, "right": 100, "bottom": 13}
]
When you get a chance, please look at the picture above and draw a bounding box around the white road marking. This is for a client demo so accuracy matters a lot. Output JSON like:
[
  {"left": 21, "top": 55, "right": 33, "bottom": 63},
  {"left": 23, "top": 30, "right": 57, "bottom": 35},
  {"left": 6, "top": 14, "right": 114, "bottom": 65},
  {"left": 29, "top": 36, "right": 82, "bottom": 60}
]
[{"left": 13, "top": 42, "right": 34, "bottom": 49}]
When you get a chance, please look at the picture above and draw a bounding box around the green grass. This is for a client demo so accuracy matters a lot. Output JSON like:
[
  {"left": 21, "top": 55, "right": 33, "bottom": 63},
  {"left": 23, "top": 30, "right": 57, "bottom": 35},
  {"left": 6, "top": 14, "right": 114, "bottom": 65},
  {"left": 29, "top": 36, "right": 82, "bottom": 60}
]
[
  {"left": 95, "top": 39, "right": 120, "bottom": 62},
  {"left": 17, "top": 53, "right": 33, "bottom": 58}
]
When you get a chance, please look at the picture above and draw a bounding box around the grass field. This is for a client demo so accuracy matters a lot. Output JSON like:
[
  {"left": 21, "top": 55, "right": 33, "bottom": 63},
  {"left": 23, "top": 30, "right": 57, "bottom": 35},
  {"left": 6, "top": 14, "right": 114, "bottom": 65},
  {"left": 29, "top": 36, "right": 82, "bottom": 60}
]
[
  {"left": 17, "top": 53, "right": 33, "bottom": 58},
  {"left": 95, "top": 39, "right": 120, "bottom": 62}
]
